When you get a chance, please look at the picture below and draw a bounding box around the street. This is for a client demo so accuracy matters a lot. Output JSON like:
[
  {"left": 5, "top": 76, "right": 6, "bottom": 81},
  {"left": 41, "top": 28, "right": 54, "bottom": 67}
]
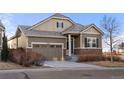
[{"left": 0, "top": 68, "right": 124, "bottom": 79}]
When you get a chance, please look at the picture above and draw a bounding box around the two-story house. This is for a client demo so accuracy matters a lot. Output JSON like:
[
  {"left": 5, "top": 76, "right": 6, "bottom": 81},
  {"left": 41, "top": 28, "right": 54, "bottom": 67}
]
[{"left": 8, "top": 13, "right": 103, "bottom": 60}]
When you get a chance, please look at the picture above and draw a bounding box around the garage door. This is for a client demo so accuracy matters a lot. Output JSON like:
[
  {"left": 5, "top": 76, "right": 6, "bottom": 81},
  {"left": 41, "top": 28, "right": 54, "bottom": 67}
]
[{"left": 32, "top": 44, "right": 63, "bottom": 60}]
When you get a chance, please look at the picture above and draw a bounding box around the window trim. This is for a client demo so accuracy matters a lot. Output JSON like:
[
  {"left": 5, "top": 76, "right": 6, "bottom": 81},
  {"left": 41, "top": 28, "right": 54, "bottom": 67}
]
[
  {"left": 86, "top": 37, "right": 97, "bottom": 48},
  {"left": 56, "top": 22, "right": 64, "bottom": 28}
]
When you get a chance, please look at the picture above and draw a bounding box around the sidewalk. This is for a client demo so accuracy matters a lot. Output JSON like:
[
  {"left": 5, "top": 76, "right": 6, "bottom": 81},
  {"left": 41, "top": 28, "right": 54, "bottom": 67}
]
[{"left": 44, "top": 61, "right": 103, "bottom": 68}]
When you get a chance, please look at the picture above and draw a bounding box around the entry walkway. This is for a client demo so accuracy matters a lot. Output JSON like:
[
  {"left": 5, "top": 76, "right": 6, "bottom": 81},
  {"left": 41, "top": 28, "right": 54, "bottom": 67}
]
[{"left": 44, "top": 61, "right": 103, "bottom": 69}]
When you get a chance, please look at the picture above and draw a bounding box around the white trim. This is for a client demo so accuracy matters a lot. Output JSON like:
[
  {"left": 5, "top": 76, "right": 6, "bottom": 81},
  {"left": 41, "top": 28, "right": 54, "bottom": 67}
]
[
  {"left": 27, "top": 42, "right": 64, "bottom": 59},
  {"left": 68, "top": 34, "right": 71, "bottom": 56},
  {"left": 80, "top": 34, "right": 83, "bottom": 48},
  {"left": 27, "top": 35, "right": 67, "bottom": 39},
  {"left": 18, "top": 26, "right": 27, "bottom": 37},
  {"left": 86, "top": 37, "right": 97, "bottom": 48},
  {"left": 80, "top": 24, "right": 104, "bottom": 35}
]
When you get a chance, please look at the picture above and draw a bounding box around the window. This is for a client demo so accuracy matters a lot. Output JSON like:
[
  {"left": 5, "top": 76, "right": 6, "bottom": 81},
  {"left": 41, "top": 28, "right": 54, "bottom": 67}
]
[
  {"left": 56, "top": 22, "right": 64, "bottom": 28},
  {"left": 33, "top": 44, "right": 40, "bottom": 48},
  {"left": 50, "top": 45, "right": 55, "bottom": 48},
  {"left": 40, "top": 44, "right": 47, "bottom": 48},
  {"left": 56, "top": 45, "right": 61, "bottom": 48},
  {"left": 61, "top": 22, "right": 64, "bottom": 28},
  {"left": 57, "top": 22, "right": 59, "bottom": 28},
  {"left": 85, "top": 37, "right": 98, "bottom": 48}
]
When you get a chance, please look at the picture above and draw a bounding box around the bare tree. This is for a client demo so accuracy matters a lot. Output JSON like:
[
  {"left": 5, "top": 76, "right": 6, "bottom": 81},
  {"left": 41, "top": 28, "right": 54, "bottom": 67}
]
[{"left": 101, "top": 16, "right": 120, "bottom": 62}]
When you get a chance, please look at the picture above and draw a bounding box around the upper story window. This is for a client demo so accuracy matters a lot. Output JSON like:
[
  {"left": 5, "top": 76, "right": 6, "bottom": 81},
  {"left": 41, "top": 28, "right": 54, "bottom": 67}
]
[
  {"left": 56, "top": 22, "right": 64, "bottom": 28},
  {"left": 85, "top": 37, "right": 99, "bottom": 48},
  {"left": 61, "top": 22, "right": 64, "bottom": 28},
  {"left": 57, "top": 22, "right": 59, "bottom": 28}
]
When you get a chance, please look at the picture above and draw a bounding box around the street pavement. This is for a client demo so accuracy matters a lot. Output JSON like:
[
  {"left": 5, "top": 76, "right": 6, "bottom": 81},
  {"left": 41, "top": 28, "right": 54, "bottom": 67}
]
[
  {"left": 0, "top": 61, "right": 124, "bottom": 79},
  {"left": 0, "top": 67, "right": 124, "bottom": 79}
]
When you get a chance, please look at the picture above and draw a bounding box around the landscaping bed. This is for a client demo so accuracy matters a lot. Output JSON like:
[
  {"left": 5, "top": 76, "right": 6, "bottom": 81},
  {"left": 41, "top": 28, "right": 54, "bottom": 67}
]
[
  {"left": 93, "top": 61, "right": 124, "bottom": 67},
  {"left": 77, "top": 54, "right": 124, "bottom": 62},
  {"left": 8, "top": 48, "right": 46, "bottom": 67}
]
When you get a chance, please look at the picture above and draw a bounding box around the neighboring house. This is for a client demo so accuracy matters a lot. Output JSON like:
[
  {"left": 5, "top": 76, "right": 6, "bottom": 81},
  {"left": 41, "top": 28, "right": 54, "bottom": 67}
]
[
  {"left": 0, "top": 20, "right": 5, "bottom": 53},
  {"left": 8, "top": 13, "right": 103, "bottom": 60}
]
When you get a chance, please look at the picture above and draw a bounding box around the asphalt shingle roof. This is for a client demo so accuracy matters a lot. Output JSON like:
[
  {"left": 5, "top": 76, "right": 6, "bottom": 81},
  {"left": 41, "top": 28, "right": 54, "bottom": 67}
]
[
  {"left": 18, "top": 25, "right": 65, "bottom": 38},
  {"left": 18, "top": 23, "right": 94, "bottom": 36},
  {"left": 51, "top": 13, "right": 70, "bottom": 19},
  {"left": 62, "top": 23, "right": 94, "bottom": 34}
]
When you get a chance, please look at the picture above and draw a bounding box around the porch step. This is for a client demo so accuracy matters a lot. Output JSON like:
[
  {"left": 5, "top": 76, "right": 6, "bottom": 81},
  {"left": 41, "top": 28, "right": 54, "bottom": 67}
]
[{"left": 65, "top": 55, "right": 78, "bottom": 62}]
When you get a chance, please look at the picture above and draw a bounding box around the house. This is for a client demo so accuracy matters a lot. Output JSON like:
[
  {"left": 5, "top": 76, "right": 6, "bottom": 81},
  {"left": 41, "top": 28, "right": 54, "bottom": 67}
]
[
  {"left": 0, "top": 20, "right": 5, "bottom": 52},
  {"left": 8, "top": 13, "right": 103, "bottom": 60}
]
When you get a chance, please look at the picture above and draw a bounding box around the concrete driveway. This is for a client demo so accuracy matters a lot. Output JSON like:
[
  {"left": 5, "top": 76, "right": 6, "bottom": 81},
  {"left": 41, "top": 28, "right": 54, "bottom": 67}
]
[{"left": 44, "top": 61, "right": 103, "bottom": 69}]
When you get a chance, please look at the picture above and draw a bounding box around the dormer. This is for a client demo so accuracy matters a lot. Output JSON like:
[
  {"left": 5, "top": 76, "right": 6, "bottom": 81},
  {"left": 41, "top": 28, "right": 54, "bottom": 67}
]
[{"left": 28, "top": 13, "right": 74, "bottom": 32}]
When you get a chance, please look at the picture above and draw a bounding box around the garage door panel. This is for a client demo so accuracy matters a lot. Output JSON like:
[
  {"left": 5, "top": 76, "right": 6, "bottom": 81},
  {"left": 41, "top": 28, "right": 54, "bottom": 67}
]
[{"left": 32, "top": 44, "right": 62, "bottom": 60}]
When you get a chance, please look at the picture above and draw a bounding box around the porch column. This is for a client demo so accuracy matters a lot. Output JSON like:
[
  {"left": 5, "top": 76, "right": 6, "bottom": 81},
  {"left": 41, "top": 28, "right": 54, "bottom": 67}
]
[
  {"left": 80, "top": 34, "right": 83, "bottom": 48},
  {"left": 68, "top": 34, "right": 71, "bottom": 56}
]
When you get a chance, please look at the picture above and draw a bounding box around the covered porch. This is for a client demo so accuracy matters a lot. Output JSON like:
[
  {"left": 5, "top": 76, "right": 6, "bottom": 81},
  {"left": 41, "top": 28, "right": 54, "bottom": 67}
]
[
  {"left": 65, "top": 33, "right": 81, "bottom": 56},
  {"left": 64, "top": 33, "right": 102, "bottom": 58}
]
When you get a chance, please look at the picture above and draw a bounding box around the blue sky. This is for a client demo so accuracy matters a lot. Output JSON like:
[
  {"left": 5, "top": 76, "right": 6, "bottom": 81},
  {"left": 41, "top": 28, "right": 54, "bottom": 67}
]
[{"left": 0, "top": 13, "right": 124, "bottom": 37}]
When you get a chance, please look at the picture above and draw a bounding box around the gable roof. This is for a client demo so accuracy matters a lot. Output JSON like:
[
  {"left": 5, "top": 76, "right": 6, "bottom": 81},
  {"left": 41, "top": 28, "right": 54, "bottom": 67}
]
[
  {"left": 62, "top": 23, "right": 84, "bottom": 34},
  {"left": 62, "top": 23, "right": 104, "bottom": 35},
  {"left": 81, "top": 24, "right": 104, "bottom": 35},
  {"left": 28, "top": 13, "right": 75, "bottom": 30}
]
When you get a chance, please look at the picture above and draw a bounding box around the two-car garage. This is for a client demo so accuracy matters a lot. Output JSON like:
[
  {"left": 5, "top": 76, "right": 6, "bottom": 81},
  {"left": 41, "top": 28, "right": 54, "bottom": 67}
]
[{"left": 32, "top": 42, "right": 64, "bottom": 60}]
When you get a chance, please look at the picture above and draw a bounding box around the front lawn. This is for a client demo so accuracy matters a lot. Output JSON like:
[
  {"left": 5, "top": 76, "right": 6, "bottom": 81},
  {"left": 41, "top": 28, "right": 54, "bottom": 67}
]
[
  {"left": 93, "top": 61, "right": 124, "bottom": 67},
  {"left": 0, "top": 61, "right": 23, "bottom": 70}
]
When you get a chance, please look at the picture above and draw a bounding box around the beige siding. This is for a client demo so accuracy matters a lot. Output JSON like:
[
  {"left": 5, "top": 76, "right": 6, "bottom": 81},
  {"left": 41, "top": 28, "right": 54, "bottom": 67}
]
[
  {"left": 8, "top": 38, "right": 17, "bottom": 49},
  {"left": 82, "top": 27, "right": 101, "bottom": 35},
  {"left": 28, "top": 36, "right": 66, "bottom": 48},
  {"left": 81, "top": 34, "right": 102, "bottom": 48},
  {"left": 17, "top": 33, "right": 27, "bottom": 48},
  {"left": 75, "top": 36, "right": 80, "bottom": 48},
  {"left": 33, "top": 18, "right": 73, "bottom": 31},
  {"left": 8, "top": 33, "right": 28, "bottom": 49}
]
